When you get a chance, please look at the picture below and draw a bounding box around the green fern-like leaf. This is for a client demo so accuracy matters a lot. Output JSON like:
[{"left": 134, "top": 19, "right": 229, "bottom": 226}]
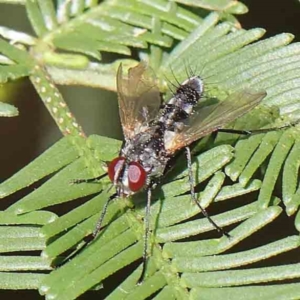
[{"left": 1, "top": 1, "right": 300, "bottom": 299}]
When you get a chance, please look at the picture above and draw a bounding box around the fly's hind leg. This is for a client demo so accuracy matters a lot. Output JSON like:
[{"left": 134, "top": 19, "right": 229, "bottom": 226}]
[
  {"left": 185, "top": 146, "right": 230, "bottom": 238},
  {"left": 218, "top": 119, "right": 300, "bottom": 136}
]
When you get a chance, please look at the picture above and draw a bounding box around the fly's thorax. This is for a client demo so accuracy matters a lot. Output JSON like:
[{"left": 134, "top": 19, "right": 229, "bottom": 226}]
[{"left": 122, "top": 132, "right": 168, "bottom": 177}]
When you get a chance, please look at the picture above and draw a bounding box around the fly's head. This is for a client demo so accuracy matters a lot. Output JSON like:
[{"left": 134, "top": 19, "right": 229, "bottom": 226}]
[{"left": 108, "top": 157, "right": 147, "bottom": 197}]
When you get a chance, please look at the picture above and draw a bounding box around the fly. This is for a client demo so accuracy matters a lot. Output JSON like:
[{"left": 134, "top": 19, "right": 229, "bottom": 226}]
[{"left": 74, "top": 61, "right": 288, "bottom": 284}]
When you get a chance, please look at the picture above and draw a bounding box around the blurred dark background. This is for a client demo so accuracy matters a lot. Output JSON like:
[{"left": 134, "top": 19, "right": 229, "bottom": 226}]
[{"left": 0, "top": 0, "right": 299, "bottom": 299}]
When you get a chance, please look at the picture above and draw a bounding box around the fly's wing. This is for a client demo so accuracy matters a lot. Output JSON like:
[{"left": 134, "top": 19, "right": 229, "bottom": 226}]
[
  {"left": 117, "top": 62, "right": 161, "bottom": 139},
  {"left": 165, "top": 89, "right": 267, "bottom": 153}
]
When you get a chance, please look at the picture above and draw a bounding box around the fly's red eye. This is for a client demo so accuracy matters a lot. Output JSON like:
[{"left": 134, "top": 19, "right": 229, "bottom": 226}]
[
  {"left": 108, "top": 157, "right": 126, "bottom": 182},
  {"left": 128, "top": 162, "right": 146, "bottom": 192}
]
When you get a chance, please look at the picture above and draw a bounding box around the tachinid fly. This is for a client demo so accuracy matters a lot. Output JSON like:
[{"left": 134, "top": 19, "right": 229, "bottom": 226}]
[
  {"left": 109, "top": 62, "right": 265, "bottom": 197},
  {"left": 109, "top": 63, "right": 205, "bottom": 196},
  {"left": 75, "top": 61, "right": 268, "bottom": 283}
]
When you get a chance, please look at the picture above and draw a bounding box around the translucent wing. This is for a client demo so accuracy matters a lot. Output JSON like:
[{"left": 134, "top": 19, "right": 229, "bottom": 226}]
[
  {"left": 117, "top": 62, "right": 161, "bottom": 139},
  {"left": 165, "top": 89, "right": 267, "bottom": 153}
]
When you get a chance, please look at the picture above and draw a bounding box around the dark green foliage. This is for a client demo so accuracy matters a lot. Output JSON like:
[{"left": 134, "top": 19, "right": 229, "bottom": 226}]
[{"left": 0, "top": 1, "right": 300, "bottom": 299}]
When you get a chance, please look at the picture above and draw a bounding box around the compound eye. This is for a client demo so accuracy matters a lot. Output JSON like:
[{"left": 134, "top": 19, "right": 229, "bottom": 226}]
[
  {"left": 108, "top": 157, "right": 126, "bottom": 182},
  {"left": 128, "top": 162, "right": 147, "bottom": 192}
]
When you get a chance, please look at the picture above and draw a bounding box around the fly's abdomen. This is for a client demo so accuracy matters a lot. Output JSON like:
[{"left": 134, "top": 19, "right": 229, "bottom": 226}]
[{"left": 158, "top": 76, "right": 204, "bottom": 132}]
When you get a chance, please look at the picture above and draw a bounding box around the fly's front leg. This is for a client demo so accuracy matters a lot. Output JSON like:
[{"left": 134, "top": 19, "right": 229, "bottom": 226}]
[
  {"left": 92, "top": 192, "right": 117, "bottom": 237},
  {"left": 53, "top": 192, "right": 117, "bottom": 268},
  {"left": 137, "top": 179, "right": 155, "bottom": 285},
  {"left": 70, "top": 173, "right": 107, "bottom": 184},
  {"left": 185, "top": 146, "right": 230, "bottom": 237}
]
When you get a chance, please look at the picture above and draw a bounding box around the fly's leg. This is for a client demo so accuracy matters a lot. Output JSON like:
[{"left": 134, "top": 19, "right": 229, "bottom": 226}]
[
  {"left": 71, "top": 173, "right": 107, "bottom": 184},
  {"left": 53, "top": 192, "right": 117, "bottom": 268},
  {"left": 137, "top": 181, "right": 153, "bottom": 285},
  {"left": 185, "top": 146, "right": 230, "bottom": 238},
  {"left": 71, "top": 173, "right": 115, "bottom": 239},
  {"left": 92, "top": 193, "right": 117, "bottom": 237},
  {"left": 217, "top": 128, "right": 252, "bottom": 135},
  {"left": 218, "top": 120, "right": 300, "bottom": 136}
]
